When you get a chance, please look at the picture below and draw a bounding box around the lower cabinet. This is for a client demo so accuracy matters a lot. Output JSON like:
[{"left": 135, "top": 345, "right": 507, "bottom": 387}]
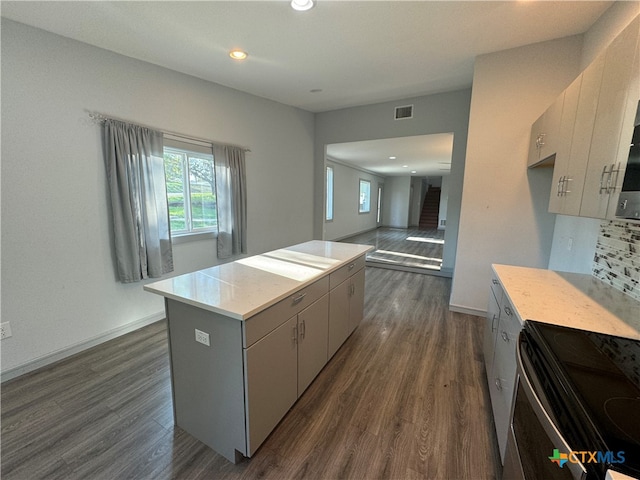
[
  {"left": 244, "top": 294, "right": 329, "bottom": 455},
  {"left": 483, "top": 275, "right": 503, "bottom": 377},
  {"left": 244, "top": 315, "right": 298, "bottom": 456},
  {"left": 484, "top": 277, "right": 521, "bottom": 463},
  {"left": 328, "top": 265, "right": 365, "bottom": 359}
]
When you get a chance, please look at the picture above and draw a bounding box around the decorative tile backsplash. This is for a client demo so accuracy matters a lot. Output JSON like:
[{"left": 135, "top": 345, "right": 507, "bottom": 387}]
[{"left": 592, "top": 220, "right": 640, "bottom": 302}]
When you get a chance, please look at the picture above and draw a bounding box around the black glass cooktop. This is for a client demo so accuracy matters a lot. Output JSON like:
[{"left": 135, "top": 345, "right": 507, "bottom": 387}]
[{"left": 523, "top": 321, "right": 640, "bottom": 479}]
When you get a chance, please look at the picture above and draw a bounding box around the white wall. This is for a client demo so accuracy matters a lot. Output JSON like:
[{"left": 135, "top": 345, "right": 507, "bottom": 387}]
[
  {"left": 438, "top": 176, "right": 450, "bottom": 230},
  {"left": 548, "top": 2, "right": 640, "bottom": 274},
  {"left": 324, "top": 159, "right": 384, "bottom": 240},
  {"left": 450, "top": 35, "right": 583, "bottom": 314},
  {"left": 383, "top": 177, "right": 412, "bottom": 228},
  {"left": 314, "top": 89, "right": 472, "bottom": 273},
  {"left": 409, "top": 176, "right": 424, "bottom": 227},
  {"left": 1, "top": 19, "right": 315, "bottom": 377}
]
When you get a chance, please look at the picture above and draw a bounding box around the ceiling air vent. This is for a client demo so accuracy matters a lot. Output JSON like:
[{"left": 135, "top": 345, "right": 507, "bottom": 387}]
[{"left": 394, "top": 104, "right": 414, "bottom": 120}]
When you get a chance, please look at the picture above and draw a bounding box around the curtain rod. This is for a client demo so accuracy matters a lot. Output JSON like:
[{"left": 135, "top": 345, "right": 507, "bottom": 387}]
[{"left": 87, "top": 111, "right": 251, "bottom": 152}]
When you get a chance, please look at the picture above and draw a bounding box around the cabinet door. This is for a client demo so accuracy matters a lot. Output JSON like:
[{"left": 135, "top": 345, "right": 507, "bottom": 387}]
[
  {"left": 298, "top": 294, "right": 329, "bottom": 395},
  {"left": 328, "top": 279, "right": 350, "bottom": 359},
  {"left": 607, "top": 32, "right": 640, "bottom": 219},
  {"left": 528, "top": 94, "right": 564, "bottom": 167},
  {"left": 348, "top": 268, "right": 365, "bottom": 333},
  {"left": 540, "top": 93, "right": 564, "bottom": 163},
  {"left": 244, "top": 315, "right": 298, "bottom": 455},
  {"left": 580, "top": 16, "right": 639, "bottom": 218},
  {"left": 528, "top": 114, "right": 545, "bottom": 166},
  {"left": 483, "top": 278, "right": 502, "bottom": 379},
  {"left": 549, "top": 75, "right": 581, "bottom": 214}
]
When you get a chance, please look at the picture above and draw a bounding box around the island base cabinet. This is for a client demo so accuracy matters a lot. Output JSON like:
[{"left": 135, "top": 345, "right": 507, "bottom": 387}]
[
  {"left": 244, "top": 316, "right": 298, "bottom": 456},
  {"left": 298, "top": 295, "right": 329, "bottom": 395},
  {"left": 328, "top": 279, "right": 350, "bottom": 359},
  {"left": 328, "top": 267, "right": 365, "bottom": 359},
  {"left": 349, "top": 269, "right": 365, "bottom": 333},
  {"left": 165, "top": 299, "right": 247, "bottom": 464}
]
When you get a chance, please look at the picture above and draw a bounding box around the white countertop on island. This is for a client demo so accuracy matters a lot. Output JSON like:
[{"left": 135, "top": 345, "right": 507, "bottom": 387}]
[
  {"left": 493, "top": 264, "right": 640, "bottom": 340},
  {"left": 144, "top": 240, "right": 373, "bottom": 320}
]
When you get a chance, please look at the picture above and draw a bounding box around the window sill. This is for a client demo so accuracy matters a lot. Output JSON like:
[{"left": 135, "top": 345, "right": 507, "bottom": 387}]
[{"left": 172, "top": 231, "right": 217, "bottom": 245}]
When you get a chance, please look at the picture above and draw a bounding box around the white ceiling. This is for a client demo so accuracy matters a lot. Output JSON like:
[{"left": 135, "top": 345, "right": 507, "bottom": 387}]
[
  {"left": 327, "top": 134, "right": 453, "bottom": 176},
  {"left": 1, "top": 0, "right": 613, "bottom": 176}
]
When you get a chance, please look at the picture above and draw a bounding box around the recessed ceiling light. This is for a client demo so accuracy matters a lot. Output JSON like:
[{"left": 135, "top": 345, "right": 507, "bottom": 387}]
[
  {"left": 402, "top": 165, "right": 409, "bottom": 168},
  {"left": 389, "top": 156, "right": 396, "bottom": 160},
  {"left": 411, "top": 170, "right": 417, "bottom": 174},
  {"left": 291, "top": 0, "right": 315, "bottom": 11},
  {"left": 229, "top": 49, "right": 248, "bottom": 60}
]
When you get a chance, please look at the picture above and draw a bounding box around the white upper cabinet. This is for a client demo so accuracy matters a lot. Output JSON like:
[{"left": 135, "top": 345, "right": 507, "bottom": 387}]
[
  {"left": 580, "top": 15, "right": 640, "bottom": 219},
  {"left": 548, "top": 52, "right": 606, "bottom": 215},
  {"left": 528, "top": 92, "right": 564, "bottom": 167},
  {"left": 534, "top": 15, "right": 640, "bottom": 220}
]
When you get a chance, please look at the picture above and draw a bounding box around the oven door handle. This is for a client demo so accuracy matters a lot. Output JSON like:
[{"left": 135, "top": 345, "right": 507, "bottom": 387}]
[{"left": 515, "top": 338, "right": 588, "bottom": 479}]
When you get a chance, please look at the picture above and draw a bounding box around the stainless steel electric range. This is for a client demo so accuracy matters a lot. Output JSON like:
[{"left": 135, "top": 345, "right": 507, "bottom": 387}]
[{"left": 503, "top": 320, "right": 640, "bottom": 480}]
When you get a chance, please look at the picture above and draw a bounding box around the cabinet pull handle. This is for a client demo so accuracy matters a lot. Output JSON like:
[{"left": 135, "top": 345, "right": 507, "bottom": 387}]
[
  {"left": 292, "top": 325, "right": 298, "bottom": 344},
  {"left": 504, "top": 305, "right": 513, "bottom": 316},
  {"left": 501, "top": 331, "right": 509, "bottom": 342},
  {"left": 300, "top": 320, "right": 306, "bottom": 339},
  {"left": 607, "top": 163, "right": 621, "bottom": 194},
  {"left": 292, "top": 293, "right": 307, "bottom": 305},
  {"left": 495, "top": 378, "right": 503, "bottom": 391},
  {"left": 563, "top": 176, "right": 572, "bottom": 195},
  {"left": 491, "top": 314, "right": 498, "bottom": 332},
  {"left": 491, "top": 279, "right": 499, "bottom": 285},
  {"left": 537, "top": 133, "right": 546, "bottom": 149},
  {"left": 557, "top": 176, "right": 564, "bottom": 197},
  {"left": 348, "top": 263, "right": 355, "bottom": 271},
  {"left": 599, "top": 165, "right": 611, "bottom": 194}
]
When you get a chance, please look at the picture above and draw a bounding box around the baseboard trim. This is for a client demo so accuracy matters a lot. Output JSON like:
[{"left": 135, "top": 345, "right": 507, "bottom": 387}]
[
  {"left": 331, "top": 227, "right": 379, "bottom": 242},
  {"left": 366, "top": 261, "right": 452, "bottom": 277},
  {"left": 1, "top": 312, "right": 165, "bottom": 383},
  {"left": 448, "top": 304, "right": 487, "bottom": 317}
]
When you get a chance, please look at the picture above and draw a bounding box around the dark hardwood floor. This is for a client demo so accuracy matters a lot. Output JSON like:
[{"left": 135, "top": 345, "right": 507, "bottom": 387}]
[
  {"left": 340, "top": 227, "right": 446, "bottom": 273},
  {"left": 1, "top": 268, "right": 501, "bottom": 480}
]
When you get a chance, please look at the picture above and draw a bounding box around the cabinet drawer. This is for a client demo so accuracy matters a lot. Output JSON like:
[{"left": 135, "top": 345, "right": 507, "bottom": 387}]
[
  {"left": 243, "top": 276, "right": 329, "bottom": 348},
  {"left": 329, "top": 255, "right": 365, "bottom": 289}
]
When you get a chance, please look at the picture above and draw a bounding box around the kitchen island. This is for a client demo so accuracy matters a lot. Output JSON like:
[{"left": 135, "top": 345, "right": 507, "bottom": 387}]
[{"left": 144, "top": 240, "right": 373, "bottom": 463}]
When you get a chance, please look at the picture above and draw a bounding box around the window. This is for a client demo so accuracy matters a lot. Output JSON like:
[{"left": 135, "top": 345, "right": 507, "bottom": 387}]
[
  {"left": 359, "top": 179, "right": 371, "bottom": 213},
  {"left": 326, "top": 166, "right": 334, "bottom": 221},
  {"left": 164, "top": 145, "right": 217, "bottom": 236}
]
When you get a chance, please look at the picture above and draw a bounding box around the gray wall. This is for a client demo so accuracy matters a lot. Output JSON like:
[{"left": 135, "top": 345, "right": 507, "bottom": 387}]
[
  {"left": 383, "top": 176, "right": 412, "bottom": 228},
  {"left": 450, "top": 35, "right": 583, "bottom": 315},
  {"left": 1, "top": 19, "right": 315, "bottom": 376},
  {"left": 314, "top": 89, "right": 472, "bottom": 274},
  {"left": 324, "top": 159, "right": 384, "bottom": 240}
]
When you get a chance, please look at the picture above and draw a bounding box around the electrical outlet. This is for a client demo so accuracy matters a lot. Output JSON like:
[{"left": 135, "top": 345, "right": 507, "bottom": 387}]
[
  {"left": 0, "top": 322, "right": 13, "bottom": 340},
  {"left": 195, "top": 329, "right": 210, "bottom": 347}
]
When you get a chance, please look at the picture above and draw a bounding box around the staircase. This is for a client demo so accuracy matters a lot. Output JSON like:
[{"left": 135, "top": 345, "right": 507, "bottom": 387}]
[{"left": 419, "top": 187, "right": 441, "bottom": 229}]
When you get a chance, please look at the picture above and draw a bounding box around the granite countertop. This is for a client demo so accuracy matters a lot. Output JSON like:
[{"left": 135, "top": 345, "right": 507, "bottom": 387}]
[
  {"left": 144, "top": 240, "right": 373, "bottom": 320},
  {"left": 492, "top": 264, "right": 640, "bottom": 340}
]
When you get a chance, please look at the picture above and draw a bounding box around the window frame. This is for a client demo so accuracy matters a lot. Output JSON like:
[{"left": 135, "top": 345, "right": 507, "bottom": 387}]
[
  {"left": 163, "top": 143, "right": 218, "bottom": 240},
  {"left": 358, "top": 178, "right": 371, "bottom": 214},
  {"left": 326, "top": 165, "right": 334, "bottom": 222}
]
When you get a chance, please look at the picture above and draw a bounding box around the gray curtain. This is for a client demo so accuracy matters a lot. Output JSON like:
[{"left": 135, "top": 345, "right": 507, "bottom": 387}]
[
  {"left": 103, "top": 119, "right": 173, "bottom": 282},
  {"left": 214, "top": 145, "right": 247, "bottom": 259}
]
